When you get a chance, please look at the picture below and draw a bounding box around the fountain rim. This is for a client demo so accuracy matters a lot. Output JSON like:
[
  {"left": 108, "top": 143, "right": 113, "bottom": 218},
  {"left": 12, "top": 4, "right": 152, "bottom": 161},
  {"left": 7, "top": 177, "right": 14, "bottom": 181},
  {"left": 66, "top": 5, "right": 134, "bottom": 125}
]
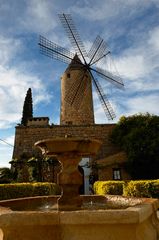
[
  {"left": 0, "top": 195, "right": 158, "bottom": 225},
  {"left": 34, "top": 137, "right": 102, "bottom": 156},
  {"left": 34, "top": 137, "right": 102, "bottom": 145}
]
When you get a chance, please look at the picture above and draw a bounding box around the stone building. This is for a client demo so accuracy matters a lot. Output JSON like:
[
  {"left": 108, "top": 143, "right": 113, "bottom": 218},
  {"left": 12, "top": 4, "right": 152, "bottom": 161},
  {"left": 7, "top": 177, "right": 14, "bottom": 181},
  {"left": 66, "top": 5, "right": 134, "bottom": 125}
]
[
  {"left": 11, "top": 55, "right": 130, "bottom": 190},
  {"left": 97, "top": 152, "right": 131, "bottom": 181}
]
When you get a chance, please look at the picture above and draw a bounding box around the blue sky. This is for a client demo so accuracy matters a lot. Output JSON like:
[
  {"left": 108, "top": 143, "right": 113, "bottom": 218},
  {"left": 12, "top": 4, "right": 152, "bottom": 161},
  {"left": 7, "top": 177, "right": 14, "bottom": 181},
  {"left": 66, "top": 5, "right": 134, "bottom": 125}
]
[{"left": 0, "top": 0, "right": 159, "bottom": 167}]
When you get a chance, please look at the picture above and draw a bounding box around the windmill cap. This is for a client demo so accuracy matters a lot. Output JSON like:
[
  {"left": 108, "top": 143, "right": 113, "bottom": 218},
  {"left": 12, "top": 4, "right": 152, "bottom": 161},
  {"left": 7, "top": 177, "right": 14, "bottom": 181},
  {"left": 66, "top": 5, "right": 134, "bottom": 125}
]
[{"left": 66, "top": 54, "right": 83, "bottom": 71}]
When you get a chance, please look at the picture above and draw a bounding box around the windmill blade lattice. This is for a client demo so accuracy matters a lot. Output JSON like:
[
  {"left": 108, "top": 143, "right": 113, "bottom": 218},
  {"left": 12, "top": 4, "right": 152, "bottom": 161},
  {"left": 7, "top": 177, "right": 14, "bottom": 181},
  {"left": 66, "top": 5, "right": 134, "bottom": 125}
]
[
  {"left": 65, "top": 68, "right": 89, "bottom": 108},
  {"left": 91, "top": 75, "right": 116, "bottom": 120},
  {"left": 39, "top": 35, "right": 74, "bottom": 64},
  {"left": 94, "top": 66, "right": 124, "bottom": 89},
  {"left": 88, "top": 35, "right": 108, "bottom": 65},
  {"left": 58, "top": 14, "right": 87, "bottom": 62}
]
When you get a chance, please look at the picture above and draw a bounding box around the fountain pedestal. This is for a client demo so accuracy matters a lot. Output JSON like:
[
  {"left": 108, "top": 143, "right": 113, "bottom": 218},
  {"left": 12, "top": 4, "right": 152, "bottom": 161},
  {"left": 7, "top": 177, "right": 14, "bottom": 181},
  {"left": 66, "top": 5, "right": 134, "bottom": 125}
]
[
  {"left": 58, "top": 154, "right": 82, "bottom": 210},
  {"left": 35, "top": 137, "right": 102, "bottom": 211}
]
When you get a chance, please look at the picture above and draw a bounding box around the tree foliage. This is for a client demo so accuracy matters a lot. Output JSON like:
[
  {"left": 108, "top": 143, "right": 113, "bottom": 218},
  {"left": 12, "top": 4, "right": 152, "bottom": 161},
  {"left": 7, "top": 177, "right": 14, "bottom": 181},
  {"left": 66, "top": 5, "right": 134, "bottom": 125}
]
[
  {"left": 21, "top": 88, "right": 33, "bottom": 126},
  {"left": 0, "top": 168, "right": 16, "bottom": 183},
  {"left": 110, "top": 113, "right": 159, "bottom": 179},
  {"left": 10, "top": 155, "right": 60, "bottom": 183}
]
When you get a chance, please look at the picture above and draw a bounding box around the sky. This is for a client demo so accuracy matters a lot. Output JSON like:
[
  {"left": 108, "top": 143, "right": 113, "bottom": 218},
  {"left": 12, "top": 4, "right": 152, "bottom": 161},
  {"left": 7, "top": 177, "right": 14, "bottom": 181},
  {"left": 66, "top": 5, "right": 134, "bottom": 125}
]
[{"left": 0, "top": 0, "right": 159, "bottom": 167}]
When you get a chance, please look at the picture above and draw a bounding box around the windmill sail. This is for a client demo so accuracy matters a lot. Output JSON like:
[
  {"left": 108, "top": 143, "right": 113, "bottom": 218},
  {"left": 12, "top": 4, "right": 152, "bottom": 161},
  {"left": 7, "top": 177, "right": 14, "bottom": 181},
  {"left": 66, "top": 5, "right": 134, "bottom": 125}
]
[
  {"left": 88, "top": 35, "right": 108, "bottom": 65},
  {"left": 91, "top": 75, "right": 116, "bottom": 120},
  {"left": 39, "top": 13, "right": 124, "bottom": 121},
  {"left": 59, "top": 14, "right": 87, "bottom": 62},
  {"left": 65, "top": 68, "right": 89, "bottom": 108},
  {"left": 39, "top": 35, "right": 74, "bottom": 64},
  {"left": 94, "top": 66, "right": 124, "bottom": 88}
]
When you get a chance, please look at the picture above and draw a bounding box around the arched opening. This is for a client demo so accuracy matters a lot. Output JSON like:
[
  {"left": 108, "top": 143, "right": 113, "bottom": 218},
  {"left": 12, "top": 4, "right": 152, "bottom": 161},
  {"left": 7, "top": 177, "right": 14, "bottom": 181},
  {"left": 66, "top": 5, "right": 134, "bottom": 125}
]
[
  {"left": 78, "top": 165, "right": 84, "bottom": 194},
  {"left": 79, "top": 157, "right": 91, "bottom": 195}
]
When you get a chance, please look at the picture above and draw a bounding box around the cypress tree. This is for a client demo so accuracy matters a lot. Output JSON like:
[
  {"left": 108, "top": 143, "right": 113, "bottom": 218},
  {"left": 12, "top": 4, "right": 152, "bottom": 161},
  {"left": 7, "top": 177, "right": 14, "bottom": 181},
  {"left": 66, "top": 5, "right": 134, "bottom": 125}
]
[{"left": 21, "top": 88, "right": 33, "bottom": 126}]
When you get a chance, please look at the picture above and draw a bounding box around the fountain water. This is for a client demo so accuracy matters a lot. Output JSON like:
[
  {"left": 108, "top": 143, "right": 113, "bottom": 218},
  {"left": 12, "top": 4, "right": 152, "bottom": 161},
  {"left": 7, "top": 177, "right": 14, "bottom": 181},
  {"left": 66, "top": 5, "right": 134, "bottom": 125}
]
[{"left": 0, "top": 137, "right": 158, "bottom": 240}]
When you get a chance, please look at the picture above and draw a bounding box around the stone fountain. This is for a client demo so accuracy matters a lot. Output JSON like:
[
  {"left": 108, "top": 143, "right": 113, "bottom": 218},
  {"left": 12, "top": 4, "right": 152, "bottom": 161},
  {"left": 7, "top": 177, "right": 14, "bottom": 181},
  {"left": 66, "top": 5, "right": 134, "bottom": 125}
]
[
  {"left": 35, "top": 137, "right": 102, "bottom": 211},
  {"left": 0, "top": 137, "right": 158, "bottom": 240}
]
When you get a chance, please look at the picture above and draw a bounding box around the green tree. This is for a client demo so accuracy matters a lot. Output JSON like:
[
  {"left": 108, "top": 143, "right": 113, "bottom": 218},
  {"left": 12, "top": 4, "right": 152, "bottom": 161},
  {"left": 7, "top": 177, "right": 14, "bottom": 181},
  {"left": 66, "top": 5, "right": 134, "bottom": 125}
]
[
  {"left": 0, "top": 167, "right": 15, "bottom": 183},
  {"left": 27, "top": 156, "right": 59, "bottom": 182},
  {"left": 21, "top": 88, "right": 33, "bottom": 126},
  {"left": 110, "top": 113, "right": 159, "bottom": 179}
]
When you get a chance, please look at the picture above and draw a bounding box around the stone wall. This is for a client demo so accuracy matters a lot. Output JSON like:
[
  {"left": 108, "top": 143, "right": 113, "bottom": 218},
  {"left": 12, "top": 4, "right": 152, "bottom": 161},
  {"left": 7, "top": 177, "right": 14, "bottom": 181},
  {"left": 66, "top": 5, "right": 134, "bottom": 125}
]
[
  {"left": 98, "top": 164, "right": 131, "bottom": 181},
  {"left": 27, "top": 117, "right": 49, "bottom": 127},
  {"left": 12, "top": 124, "right": 119, "bottom": 161},
  {"left": 97, "top": 152, "right": 131, "bottom": 180}
]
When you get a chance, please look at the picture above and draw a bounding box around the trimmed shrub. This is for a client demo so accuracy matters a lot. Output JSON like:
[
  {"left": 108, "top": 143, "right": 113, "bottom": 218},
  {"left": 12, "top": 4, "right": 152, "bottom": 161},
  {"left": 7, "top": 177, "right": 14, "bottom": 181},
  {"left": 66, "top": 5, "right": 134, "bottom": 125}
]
[
  {"left": 123, "top": 180, "right": 159, "bottom": 198},
  {"left": 0, "top": 182, "right": 60, "bottom": 201},
  {"left": 94, "top": 180, "right": 159, "bottom": 198},
  {"left": 94, "top": 181, "right": 124, "bottom": 195}
]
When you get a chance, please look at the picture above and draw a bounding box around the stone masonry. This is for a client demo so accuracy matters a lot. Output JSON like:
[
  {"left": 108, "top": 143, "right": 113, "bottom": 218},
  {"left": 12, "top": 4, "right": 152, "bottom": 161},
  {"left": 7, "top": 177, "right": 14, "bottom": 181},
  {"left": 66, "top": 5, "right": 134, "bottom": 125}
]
[
  {"left": 13, "top": 124, "right": 118, "bottom": 161},
  {"left": 60, "top": 55, "right": 94, "bottom": 125}
]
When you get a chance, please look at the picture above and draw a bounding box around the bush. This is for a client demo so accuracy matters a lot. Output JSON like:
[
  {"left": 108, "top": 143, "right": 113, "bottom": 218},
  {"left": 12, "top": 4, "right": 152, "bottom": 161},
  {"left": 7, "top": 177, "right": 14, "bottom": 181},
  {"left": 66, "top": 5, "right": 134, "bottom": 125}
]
[
  {"left": 123, "top": 180, "right": 159, "bottom": 198},
  {"left": 94, "top": 181, "right": 124, "bottom": 195},
  {"left": 0, "top": 182, "right": 60, "bottom": 201},
  {"left": 94, "top": 180, "right": 159, "bottom": 198}
]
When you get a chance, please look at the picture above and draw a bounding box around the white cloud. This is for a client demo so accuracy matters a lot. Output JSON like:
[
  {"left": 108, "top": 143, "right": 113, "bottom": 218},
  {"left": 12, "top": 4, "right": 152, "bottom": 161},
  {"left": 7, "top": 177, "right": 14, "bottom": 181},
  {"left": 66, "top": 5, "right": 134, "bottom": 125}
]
[
  {"left": 126, "top": 94, "right": 159, "bottom": 116},
  {"left": 23, "top": 0, "right": 57, "bottom": 33},
  {"left": 116, "top": 55, "right": 147, "bottom": 80},
  {"left": 0, "top": 0, "right": 58, "bottom": 36},
  {"left": 34, "top": 93, "right": 51, "bottom": 105},
  {"left": 148, "top": 26, "right": 159, "bottom": 52},
  {"left": 0, "top": 65, "right": 52, "bottom": 128},
  {"left": 0, "top": 35, "right": 52, "bottom": 129},
  {"left": 0, "top": 135, "right": 14, "bottom": 168},
  {"left": 112, "top": 25, "right": 159, "bottom": 93},
  {"left": 94, "top": 92, "right": 159, "bottom": 124},
  {"left": 94, "top": 107, "right": 107, "bottom": 123},
  {"left": 0, "top": 36, "right": 22, "bottom": 65},
  {"left": 0, "top": 145, "right": 12, "bottom": 168},
  {"left": 70, "top": 0, "right": 159, "bottom": 21}
]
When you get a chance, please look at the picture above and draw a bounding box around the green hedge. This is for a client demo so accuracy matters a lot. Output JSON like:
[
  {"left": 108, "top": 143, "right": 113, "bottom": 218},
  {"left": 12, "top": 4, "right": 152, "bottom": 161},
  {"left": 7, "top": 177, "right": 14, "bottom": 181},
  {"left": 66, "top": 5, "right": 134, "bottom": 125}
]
[
  {"left": 94, "top": 180, "right": 159, "bottom": 198},
  {"left": 0, "top": 182, "right": 61, "bottom": 201},
  {"left": 123, "top": 180, "right": 159, "bottom": 198},
  {"left": 94, "top": 181, "right": 124, "bottom": 195},
  {"left": 1, "top": 181, "right": 158, "bottom": 201}
]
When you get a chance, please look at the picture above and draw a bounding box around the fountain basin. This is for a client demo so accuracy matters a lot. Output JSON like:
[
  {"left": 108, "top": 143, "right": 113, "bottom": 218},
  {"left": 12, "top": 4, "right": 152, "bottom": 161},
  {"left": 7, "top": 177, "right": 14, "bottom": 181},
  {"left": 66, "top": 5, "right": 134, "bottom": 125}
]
[
  {"left": 0, "top": 195, "right": 158, "bottom": 240},
  {"left": 35, "top": 137, "right": 101, "bottom": 156}
]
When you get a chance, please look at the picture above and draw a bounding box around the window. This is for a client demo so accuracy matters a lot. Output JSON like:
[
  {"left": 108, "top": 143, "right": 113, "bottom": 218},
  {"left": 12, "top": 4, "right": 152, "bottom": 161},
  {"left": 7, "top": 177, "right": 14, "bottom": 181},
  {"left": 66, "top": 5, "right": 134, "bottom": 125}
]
[
  {"left": 67, "top": 73, "right": 70, "bottom": 78},
  {"left": 113, "top": 168, "right": 121, "bottom": 180},
  {"left": 66, "top": 121, "right": 72, "bottom": 125}
]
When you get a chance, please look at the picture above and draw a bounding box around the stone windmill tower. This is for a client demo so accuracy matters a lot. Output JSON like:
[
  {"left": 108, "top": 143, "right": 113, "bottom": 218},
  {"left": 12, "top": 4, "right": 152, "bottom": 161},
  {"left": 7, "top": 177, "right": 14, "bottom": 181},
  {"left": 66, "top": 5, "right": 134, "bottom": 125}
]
[
  {"left": 39, "top": 14, "right": 124, "bottom": 124},
  {"left": 60, "top": 54, "right": 94, "bottom": 125},
  {"left": 11, "top": 14, "right": 125, "bottom": 186}
]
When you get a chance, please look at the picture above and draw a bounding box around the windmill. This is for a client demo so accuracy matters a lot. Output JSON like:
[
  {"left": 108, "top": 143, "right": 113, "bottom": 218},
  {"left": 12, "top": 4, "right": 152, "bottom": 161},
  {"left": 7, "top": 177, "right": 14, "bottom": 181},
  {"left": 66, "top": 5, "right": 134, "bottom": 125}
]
[{"left": 39, "top": 13, "right": 124, "bottom": 123}]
